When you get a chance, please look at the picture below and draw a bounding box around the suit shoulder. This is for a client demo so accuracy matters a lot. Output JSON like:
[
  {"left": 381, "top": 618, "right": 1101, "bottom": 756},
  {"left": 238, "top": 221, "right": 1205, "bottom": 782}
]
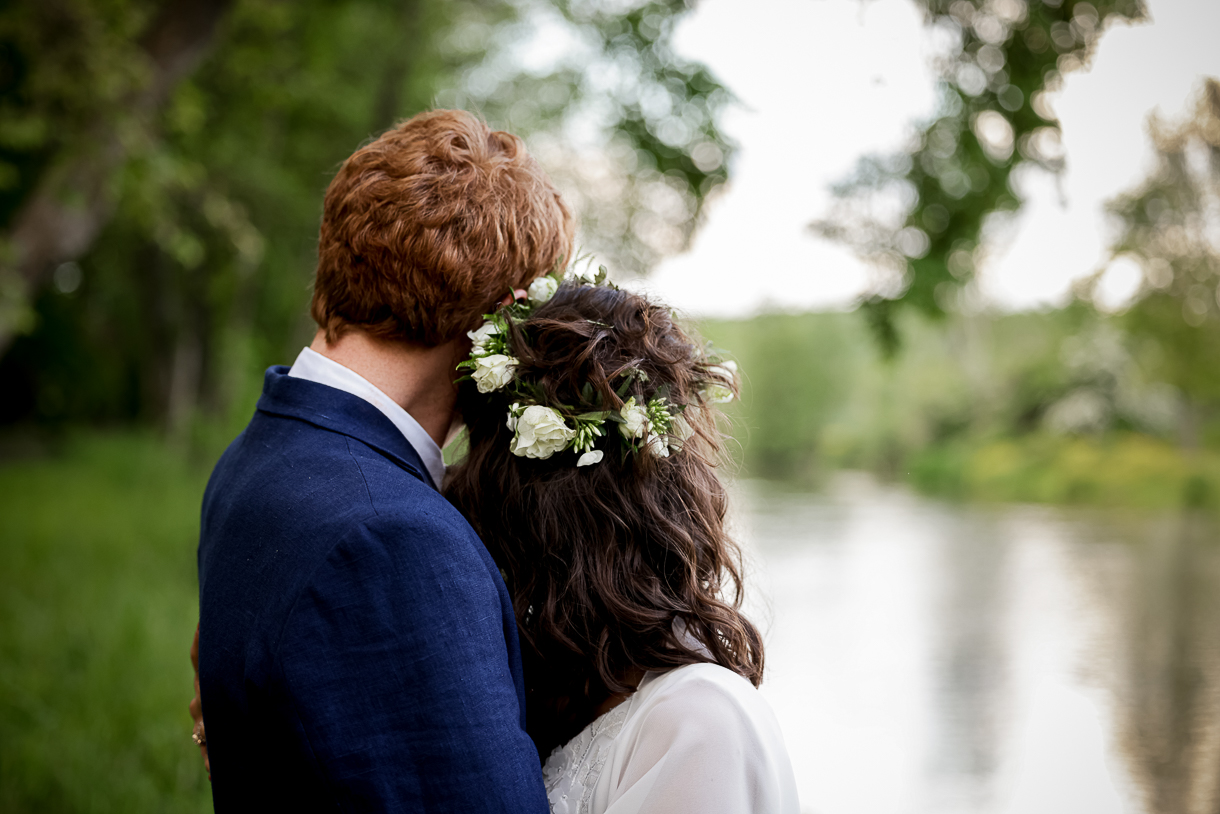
[{"left": 340, "top": 437, "right": 458, "bottom": 515}]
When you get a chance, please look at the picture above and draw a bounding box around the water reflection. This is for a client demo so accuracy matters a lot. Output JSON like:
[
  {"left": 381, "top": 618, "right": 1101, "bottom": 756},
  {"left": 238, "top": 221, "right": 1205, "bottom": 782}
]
[
  {"left": 735, "top": 473, "right": 1220, "bottom": 814},
  {"left": 927, "top": 511, "right": 1010, "bottom": 812},
  {"left": 1076, "top": 513, "right": 1220, "bottom": 814}
]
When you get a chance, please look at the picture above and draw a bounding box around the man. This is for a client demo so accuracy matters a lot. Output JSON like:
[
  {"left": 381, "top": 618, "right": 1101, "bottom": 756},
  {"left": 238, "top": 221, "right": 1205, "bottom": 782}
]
[{"left": 194, "top": 110, "right": 573, "bottom": 811}]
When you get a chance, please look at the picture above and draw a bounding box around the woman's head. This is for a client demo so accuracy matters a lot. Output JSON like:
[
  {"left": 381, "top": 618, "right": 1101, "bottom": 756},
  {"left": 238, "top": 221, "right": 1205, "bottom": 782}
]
[{"left": 444, "top": 281, "right": 763, "bottom": 750}]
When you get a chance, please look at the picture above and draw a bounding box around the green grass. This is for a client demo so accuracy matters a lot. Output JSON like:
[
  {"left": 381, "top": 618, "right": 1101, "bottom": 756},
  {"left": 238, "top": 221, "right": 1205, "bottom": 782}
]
[
  {"left": 0, "top": 433, "right": 213, "bottom": 812},
  {"left": 907, "top": 433, "right": 1220, "bottom": 510}
]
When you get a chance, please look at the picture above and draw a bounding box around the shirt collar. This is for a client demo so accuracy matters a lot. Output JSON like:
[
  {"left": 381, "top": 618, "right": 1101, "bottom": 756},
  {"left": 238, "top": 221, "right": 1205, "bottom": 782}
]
[{"left": 287, "top": 347, "right": 447, "bottom": 489}]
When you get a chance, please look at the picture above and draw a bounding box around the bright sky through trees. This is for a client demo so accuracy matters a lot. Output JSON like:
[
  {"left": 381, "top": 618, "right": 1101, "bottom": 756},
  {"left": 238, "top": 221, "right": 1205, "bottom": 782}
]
[{"left": 629, "top": 0, "right": 1220, "bottom": 317}]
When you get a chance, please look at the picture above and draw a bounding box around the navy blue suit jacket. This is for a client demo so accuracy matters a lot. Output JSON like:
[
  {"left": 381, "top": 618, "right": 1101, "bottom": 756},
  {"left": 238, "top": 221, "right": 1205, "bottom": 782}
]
[{"left": 198, "top": 368, "right": 548, "bottom": 812}]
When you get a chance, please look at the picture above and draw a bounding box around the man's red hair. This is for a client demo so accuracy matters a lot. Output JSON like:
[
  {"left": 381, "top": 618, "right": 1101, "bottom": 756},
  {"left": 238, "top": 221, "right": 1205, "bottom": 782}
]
[{"left": 311, "top": 110, "right": 575, "bottom": 346}]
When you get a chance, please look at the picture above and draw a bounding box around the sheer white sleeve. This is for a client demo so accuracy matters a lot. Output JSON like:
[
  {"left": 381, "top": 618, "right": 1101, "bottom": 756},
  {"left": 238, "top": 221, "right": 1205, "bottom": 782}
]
[{"left": 596, "top": 664, "right": 800, "bottom": 814}]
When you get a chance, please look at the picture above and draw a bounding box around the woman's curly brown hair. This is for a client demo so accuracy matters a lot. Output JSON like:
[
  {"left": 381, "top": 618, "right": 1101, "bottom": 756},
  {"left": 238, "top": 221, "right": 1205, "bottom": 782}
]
[{"left": 443, "top": 282, "right": 764, "bottom": 756}]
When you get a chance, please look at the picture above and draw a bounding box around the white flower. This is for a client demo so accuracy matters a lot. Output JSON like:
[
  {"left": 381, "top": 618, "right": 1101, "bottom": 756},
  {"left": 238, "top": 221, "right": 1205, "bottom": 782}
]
[
  {"left": 467, "top": 321, "right": 500, "bottom": 355},
  {"left": 703, "top": 361, "right": 738, "bottom": 404},
  {"left": 576, "top": 449, "right": 604, "bottom": 467},
  {"left": 618, "top": 396, "right": 649, "bottom": 440},
  {"left": 472, "top": 354, "right": 517, "bottom": 393},
  {"left": 669, "top": 412, "right": 695, "bottom": 452},
  {"left": 567, "top": 263, "right": 598, "bottom": 283},
  {"left": 527, "top": 275, "right": 558, "bottom": 304},
  {"left": 703, "top": 382, "right": 733, "bottom": 404},
  {"left": 506, "top": 402, "right": 523, "bottom": 432},
  {"left": 646, "top": 433, "right": 670, "bottom": 458},
  {"left": 511, "top": 406, "right": 576, "bottom": 459}
]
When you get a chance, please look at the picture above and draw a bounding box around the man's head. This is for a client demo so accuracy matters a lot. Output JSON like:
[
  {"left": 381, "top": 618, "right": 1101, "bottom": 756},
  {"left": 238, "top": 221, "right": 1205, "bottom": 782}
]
[{"left": 311, "top": 110, "right": 575, "bottom": 347}]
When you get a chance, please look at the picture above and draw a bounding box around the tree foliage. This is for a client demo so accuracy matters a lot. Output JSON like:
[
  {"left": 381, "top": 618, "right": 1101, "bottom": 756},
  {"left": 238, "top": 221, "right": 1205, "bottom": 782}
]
[
  {"left": 444, "top": 0, "right": 734, "bottom": 276},
  {"left": 814, "top": 0, "right": 1145, "bottom": 353},
  {"left": 0, "top": 0, "right": 733, "bottom": 432},
  {"left": 1093, "top": 78, "right": 1220, "bottom": 447},
  {"left": 0, "top": 0, "right": 235, "bottom": 347}
]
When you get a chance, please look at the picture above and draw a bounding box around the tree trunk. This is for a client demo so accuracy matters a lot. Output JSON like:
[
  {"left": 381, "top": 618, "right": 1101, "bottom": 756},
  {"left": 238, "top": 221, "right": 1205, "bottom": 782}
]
[
  {"left": 0, "top": 0, "right": 236, "bottom": 356},
  {"left": 370, "top": 0, "right": 425, "bottom": 134}
]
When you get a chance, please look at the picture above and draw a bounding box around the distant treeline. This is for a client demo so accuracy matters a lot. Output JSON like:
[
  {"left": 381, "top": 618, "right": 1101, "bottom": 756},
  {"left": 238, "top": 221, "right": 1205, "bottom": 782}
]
[{"left": 699, "top": 306, "right": 1220, "bottom": 510}]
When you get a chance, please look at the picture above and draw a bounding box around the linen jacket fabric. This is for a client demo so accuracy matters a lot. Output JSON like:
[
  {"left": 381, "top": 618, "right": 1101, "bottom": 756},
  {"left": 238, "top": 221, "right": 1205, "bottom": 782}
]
[{"left": 197, "top": 367, "right": 548, "bottom": 813}]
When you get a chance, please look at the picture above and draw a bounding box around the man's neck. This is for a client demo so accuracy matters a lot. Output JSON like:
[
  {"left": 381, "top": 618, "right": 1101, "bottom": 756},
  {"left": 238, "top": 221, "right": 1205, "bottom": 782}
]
[{"left": 308, "top": 328, "right": 464, "bottom": 448}]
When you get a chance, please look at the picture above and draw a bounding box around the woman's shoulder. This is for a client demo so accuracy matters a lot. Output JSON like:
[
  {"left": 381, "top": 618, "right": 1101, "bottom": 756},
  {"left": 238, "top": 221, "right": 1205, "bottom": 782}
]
[
  {"left": 598, "top": 663, "right": 801, "bottom": 812},
  {"left": 628, "top": 662, "right": 781, "bottom": 743},
  {"left": 645, "top": 661, "right": 754, "bottom": 690},
  {"left": 641, "top": 662, "right": 762, "bottom": 704}
]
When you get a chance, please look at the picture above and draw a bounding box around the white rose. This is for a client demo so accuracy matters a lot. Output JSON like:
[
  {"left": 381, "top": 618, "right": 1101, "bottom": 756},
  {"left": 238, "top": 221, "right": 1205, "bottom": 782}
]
[
  {"left": 703, "top": 382, "right": 733, "bottom": 404},
  {"left": 467, "top": 321, "right": 500, "bottom": 354},
  {"left": 511, "top": 406, "right": 576, "bottom": 459},
  {"left": 669, "top": 412, "right": 695, "bottom": 452},
  {"left": 646, "top": 433, "right": 670, "bottom": 458},
  {"left": 527, "top": 275, "right": 558, "bottom": 304},
  {"left": 576, "top": 449, "right": 604, "bottom": 467},
  {"left": 506, "top": 402, "right": 523, "bottom": 432},
  {"left": 703, "top": 361, "right": 738, "bottom": 404},
  {"left": 618, "top": 397, "right": 649, "bottom": 440},
  {"left": 567, "top": 263, "right": 598, "bottom": 283},
  {"left": 472, "top": 354, "right": 517, "bottom": 393}
]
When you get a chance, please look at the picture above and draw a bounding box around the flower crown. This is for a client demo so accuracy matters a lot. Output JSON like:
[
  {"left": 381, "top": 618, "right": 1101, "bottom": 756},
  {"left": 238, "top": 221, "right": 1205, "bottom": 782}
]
[{"left": 456, "top": 263, "right": 738, "bottom": 467}]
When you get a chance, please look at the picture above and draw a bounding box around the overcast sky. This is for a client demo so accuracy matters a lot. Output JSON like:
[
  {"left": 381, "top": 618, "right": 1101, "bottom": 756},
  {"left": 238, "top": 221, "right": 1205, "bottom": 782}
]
[{"left": 625, "top": 0, "right": 1220, "bottom": 318}]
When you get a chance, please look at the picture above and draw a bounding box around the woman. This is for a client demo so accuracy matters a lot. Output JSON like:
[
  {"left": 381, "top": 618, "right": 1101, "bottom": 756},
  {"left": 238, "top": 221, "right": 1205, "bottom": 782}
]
[{"left": 445, "top": 272, "right": 800, "bottom": 814}]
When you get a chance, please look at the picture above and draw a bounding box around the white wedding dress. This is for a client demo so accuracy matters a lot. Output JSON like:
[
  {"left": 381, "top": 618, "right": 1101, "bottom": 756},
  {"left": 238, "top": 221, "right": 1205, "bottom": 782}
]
[{"left": 541, "top": 662, "right": 800, "bottom": 814}]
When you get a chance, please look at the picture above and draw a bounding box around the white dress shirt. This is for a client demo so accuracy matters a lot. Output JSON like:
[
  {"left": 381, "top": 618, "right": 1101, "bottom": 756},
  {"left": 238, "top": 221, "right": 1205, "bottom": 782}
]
[{"left": 287, "top": 347, "right": 446, "bottom": 488}]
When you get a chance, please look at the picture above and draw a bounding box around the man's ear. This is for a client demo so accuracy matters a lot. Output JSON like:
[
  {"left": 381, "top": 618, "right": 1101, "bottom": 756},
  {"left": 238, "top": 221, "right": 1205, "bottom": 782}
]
[{"left": 497, "top": 288, "right": 528, "bottom": 308}]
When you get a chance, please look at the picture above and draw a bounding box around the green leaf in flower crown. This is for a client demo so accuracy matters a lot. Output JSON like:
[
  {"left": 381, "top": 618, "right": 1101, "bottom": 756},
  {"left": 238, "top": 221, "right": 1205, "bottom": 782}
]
[
  {"left": 575, "top": 411, "right": 611, "bottom": 421},
  {"left": 516, "top": 381, "right": 546, "bottom": 402}
]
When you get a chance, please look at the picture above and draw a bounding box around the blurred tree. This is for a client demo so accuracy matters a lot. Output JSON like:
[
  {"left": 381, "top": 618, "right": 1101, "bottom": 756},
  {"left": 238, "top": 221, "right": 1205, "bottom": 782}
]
[
  {"left": 443, "top": 0, "right": 735, "bottom": 276},
  {"left": 0, "top": 0, "right": 236, "bottom": 353},
  {"left": 1, "top": 0, "right": 459, "bottom": 432},
  {"left": 702, "top": 302, "right": 1182, "bottom": 482},
  {"left": 813, "top": 0, "right": 1145, "bottom": 353},
  {"left": 702, "top": 312, "right": 865, "bottom": 479},
  {"left": 1095, "top": 78, "right": 1220, "bottom": 450},
  {"left": 0, "top": 0, "right": 732, "bottom": 434}
]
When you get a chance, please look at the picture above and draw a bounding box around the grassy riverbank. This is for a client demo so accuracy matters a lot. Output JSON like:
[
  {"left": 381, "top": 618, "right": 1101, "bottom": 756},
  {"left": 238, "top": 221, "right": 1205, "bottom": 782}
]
[
  {"left": 0, "top": 433, "right": 212, "bottom": 812},
  {"left": 699, "top": 309, "right": 1220, "bottom": 512},
  {"left": 907, "top": 434, "right": 1220, "bottom": 509}
]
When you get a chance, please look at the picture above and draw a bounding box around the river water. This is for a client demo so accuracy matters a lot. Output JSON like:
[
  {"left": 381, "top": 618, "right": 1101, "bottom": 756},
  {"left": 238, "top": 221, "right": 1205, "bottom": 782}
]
[{"left": 736, "top": 473, "right": 1220, "bottom": 814}]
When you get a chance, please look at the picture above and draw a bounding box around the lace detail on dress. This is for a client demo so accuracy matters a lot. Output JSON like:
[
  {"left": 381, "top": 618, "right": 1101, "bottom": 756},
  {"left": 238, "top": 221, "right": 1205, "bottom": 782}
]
[{"left": 542, "top": 702, "right": 632, "bottom": 814}]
